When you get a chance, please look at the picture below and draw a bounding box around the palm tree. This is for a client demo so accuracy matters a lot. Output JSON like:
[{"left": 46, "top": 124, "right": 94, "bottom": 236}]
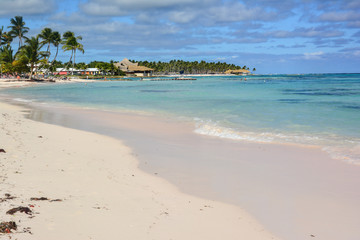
[
  {"left": 50, "top": 31, "right": 61, "bottom": 66},
  {"left": 1, "top": 33, "right": 13, "bottom": 47},
  {"left": 8, "top": 16, "right": 29, "bottom": 48},
  {"left": 0, "top": 45, "right": 15, "bottom": 63},
  {"left": 0, "top": 45, "right": 19, "bottom": 75},
  {"left": 62, "top": 31, "right": 84, "bottom": 75},
  {"left": 0, "top": 26, "right": 13, "bottom": 47},
  {"left": 0, "top": 26, "right": 4, "bottom": 47},
  {"left": 18, "top": 36, "right": 48, "bottom": 79},
  {"left": 38, "top": 28, "right": 53, "bottom": 60}
]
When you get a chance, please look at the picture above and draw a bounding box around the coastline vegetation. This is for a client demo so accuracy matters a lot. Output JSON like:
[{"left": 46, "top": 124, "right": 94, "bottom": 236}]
[
  {"left": 0, "top": 16, "right": 84, "bottom": 79},
  {"left": 132, "top": 59, "right": 250, "bottom": 75}
]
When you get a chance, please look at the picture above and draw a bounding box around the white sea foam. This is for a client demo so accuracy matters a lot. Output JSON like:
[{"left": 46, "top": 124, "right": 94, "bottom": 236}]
[
  {"left": 194, "top": 118, "right": 318, "bottom": 144},
  {"left": 194, "top": 118, "right": 360, "bottom": 165},
  {"left": 13, "top": 98, "right": 33, "bottom": 103}
]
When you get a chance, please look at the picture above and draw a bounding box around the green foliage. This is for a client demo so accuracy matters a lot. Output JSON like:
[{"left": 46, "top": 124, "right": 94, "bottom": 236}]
[
  {"left": 8, "top": 16, "right": 29, "bottom": 48},
  {"left": 87, "top": 61, "right": 125, "bottom": 76},
  {"left": 134, "top": 59, "right": 246, "bottom": 74},
  {"left": 62, "top": 31, "right": 84, "bottom": 73},
  {"left": 17, "top": 36, "right": 48, "bottom": 79},
  {"left": 38, "top": 27, "right": 54, "bottom": 60},
  {"left": 0, "top": 45, "right": 15, "bottom": 63},
  {"left": 1, "top": 16, "right": 86, "bottom": 76}
]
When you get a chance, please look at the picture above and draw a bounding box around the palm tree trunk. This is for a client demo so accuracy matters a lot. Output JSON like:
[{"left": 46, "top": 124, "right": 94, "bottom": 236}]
[
  {"left": 73, "top": 49, "right": 76, "bottom": 75},
  {"left": 47, "top": 43, "right": 51, "bottom": 60},
  {"left": 50, "top": 46, "right": 59, "bottom": 74},
  {"left": 64, "top": 50, "right": 73, "bottom": 72},
  {"left": 51, "top": 46, "right": 59, "bottom": 64},
  {"left": 29, "top": 63, "right": 34, "bottom": 80}
]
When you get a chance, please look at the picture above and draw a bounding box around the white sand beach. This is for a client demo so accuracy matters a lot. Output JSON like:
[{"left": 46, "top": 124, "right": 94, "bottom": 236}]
[
  {"left": 0, "top": 100, "right": 280, "bottom": 239},
  {"left": 21, "top": 102, "right": 360, "bottom": 240},
  {"left": 1, "top": 79, "right": 360, "bottom": 240},
  {"left": 0, "top": 78, "right": 97, "bottom": 89}
]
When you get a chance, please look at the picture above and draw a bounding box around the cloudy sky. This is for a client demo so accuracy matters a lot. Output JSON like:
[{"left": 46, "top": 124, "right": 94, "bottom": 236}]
[{"left": 0, "top": 0, "right": 359, "bottom": 73}]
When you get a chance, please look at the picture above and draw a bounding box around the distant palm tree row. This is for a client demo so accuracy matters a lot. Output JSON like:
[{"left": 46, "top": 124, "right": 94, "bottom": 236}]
[
  {"left": 132, "top": 59, "right": 253, "bottom": 74},
  {"left": 0, "top": 16, "right": 84, "bottom": 79}
]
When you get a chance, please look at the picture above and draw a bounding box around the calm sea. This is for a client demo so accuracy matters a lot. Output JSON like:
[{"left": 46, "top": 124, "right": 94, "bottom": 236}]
[{"left": 2, "top": 73, "right": 360, "bottom": 163}]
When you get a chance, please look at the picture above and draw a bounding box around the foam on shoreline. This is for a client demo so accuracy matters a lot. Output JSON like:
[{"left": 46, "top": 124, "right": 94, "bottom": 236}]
[
  {"left": 1, "top": 79, "right": 360, "bottom": 240},
  {"left": 0, "top": 101, "right": 280, "bottom": 240},
  {"left": 193, "top": 118, "right": 360, "bottom": 165},
  {"left": 5, "top": 98, "right": 360, "bottom": 240}
]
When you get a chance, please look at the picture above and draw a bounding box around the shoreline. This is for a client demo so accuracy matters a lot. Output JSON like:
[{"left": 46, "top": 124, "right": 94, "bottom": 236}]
[
  {"left": 1, "top": 80, "right": 360, "bottom": 240},
  {"left": 0, "top": 78, "right": 99, "bottom": 89},
  {"left": 4, "top": 97, "right": 360, "bottom": 240},
  {"left": 0, "top": 101, "right": 280, "bottom": 239}
]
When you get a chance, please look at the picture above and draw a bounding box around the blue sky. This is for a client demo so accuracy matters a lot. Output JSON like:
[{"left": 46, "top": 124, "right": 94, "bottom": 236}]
[{"left": 0, "top": 0, "right": 359, "bottom": 73}]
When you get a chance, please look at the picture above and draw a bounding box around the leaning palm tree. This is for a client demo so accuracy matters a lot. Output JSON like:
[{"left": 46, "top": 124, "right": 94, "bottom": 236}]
[
  {"left": 38, "top": 27, "right": 53, "bottom": 60},
  {"left": 50, "top": 31, "right": 61, "bottom": 64},
  {"left": 62, "top": 31, "right": 84, "bottom": 75},
  {"left": 61, "top": 31, "right": 76, "bottom": 64},
  {"left": 18, "top": 36, "right": 48, "bottom": 80},
  {"left": 8, "top": 16, "right": 29, "bottom": 48}
]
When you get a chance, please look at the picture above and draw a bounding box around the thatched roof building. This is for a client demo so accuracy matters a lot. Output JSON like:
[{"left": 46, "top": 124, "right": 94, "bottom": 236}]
[
  {"left": 225, "top": 69, "right": 250, "bottom": 75},
  {"left": 114, "top": 58, "right": 153, "bottom": 76}
]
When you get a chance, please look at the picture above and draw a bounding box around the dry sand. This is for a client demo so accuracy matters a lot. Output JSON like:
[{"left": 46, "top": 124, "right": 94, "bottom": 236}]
[
  {"left": 0, "top": 78, "right": 97, "bottom": 89},
  {"left": 25, "top": 103, "right": 360, "bottom": 240},
  {"left": 0, "top": 101, "right": 280, "bottom": 239},
  {"left": 0, "top": 80, "right": 35, "bottom": 89}
]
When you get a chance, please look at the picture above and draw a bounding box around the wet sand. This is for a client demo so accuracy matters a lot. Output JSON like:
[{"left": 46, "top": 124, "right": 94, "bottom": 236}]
[
  {"left": 16, "top": 101, "right": 360, "bottom": 240},
  {"left": 0, "top": 101, "right": 279, "bottom": 239}
]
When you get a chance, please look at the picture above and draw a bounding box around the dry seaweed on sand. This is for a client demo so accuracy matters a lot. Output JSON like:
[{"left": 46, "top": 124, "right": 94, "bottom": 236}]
[
  {"left": 30, "top": 197, "right": 63, "bottom": 202},
  {"left": 6, "top": 206, "right": 32, "bottom": 215},
  {"left": 0, "top": 194, "right": 16, "bottom": 203},
  {"left": 30, "top": 197, "right": 49, "bottom": 201},
  {"left": 0, "top": 221, "right": 17, "bottom": 233}
]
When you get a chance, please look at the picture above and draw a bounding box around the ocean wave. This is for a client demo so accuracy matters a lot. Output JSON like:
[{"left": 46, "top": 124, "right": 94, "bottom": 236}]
[
  {"left": 13, "top": 98, "right": 34, "bottom": 103},
  {"left": 193, "top": 118, "right": 360, "bottom": 165}
]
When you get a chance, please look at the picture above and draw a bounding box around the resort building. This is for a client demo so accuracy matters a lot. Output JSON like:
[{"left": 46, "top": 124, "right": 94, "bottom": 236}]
[
  {"left": 114, "top": 58, "right": 153, "bottom": 77},
  {"left": 55, "top": 68, "right": 100, "bottom": 75},
  {"left": 225, "top": 69, "right": 250, "bottom": 75}
]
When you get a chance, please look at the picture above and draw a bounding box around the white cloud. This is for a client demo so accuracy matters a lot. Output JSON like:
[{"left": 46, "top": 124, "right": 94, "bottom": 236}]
[
  {"left": 353, "top": 50, "right": 360, "bottom": 56},
  {"left": 80, "top": 0, "right": 217, "bottom": 16},
  {"left": 318, "top": 11, "right": 360, "bottom": 22},
  {"left": 0, "top": 0, "right": 55, "bottom": 16},
  {"left": 264, "top": 28, "right": 343, "bottom": 39},
  {"left": 348, "top": 21, "right": 360, "bottom": 28},
  {"left": 208, "top": 2, "right": 277, "bottom": 23},
  {"left": 80, "top": 0, "right": 279, "bottom": 25},
  {"left": 80, "top": 2, "right": 127, "bottom": 16},
  {"left": 168, "top": 10, "right": 198, "bottom": 24},
  {"left": 303, "top": 51, "right": 324, "bottom": 60}
]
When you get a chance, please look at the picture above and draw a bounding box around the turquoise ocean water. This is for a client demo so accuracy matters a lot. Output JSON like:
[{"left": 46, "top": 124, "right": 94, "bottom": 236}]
[{"left": 2, "top": 73, "right": 360, "bottom": 163}]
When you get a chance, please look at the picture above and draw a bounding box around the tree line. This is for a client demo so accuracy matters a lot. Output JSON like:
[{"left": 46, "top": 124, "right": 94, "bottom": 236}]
[
  {"left": 0, "top": 16, "right": 84, "bottom": 79},
  {"left": 131, "top": 59, "right": 254, "bottom": 74}
]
